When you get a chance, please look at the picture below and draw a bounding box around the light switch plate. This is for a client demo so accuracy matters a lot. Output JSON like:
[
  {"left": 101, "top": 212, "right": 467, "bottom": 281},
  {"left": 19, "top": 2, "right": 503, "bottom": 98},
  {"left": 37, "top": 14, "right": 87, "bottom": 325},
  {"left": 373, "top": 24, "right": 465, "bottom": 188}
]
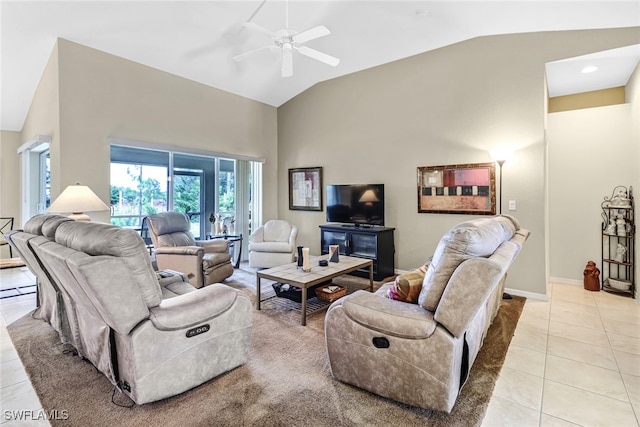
[{"left": 508, "top": 200, "right": 516, "bottom": 211}]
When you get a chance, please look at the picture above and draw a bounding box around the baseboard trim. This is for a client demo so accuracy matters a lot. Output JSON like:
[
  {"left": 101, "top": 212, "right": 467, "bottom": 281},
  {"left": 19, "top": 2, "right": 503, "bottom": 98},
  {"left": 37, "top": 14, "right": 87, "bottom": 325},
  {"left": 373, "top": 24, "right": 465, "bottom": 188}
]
[
  {"left": 549, "top": 276, "right": 582, "bottom": 286},
  {"left": 504, "top": 287, "right": 548, "bottom": 301}
]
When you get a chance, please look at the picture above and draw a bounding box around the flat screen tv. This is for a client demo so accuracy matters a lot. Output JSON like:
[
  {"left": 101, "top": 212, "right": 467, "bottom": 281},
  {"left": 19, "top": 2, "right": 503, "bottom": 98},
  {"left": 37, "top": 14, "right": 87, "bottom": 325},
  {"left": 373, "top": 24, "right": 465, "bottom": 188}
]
[{"left": 326, "top": 184, "right": 385, "bottom": 226}]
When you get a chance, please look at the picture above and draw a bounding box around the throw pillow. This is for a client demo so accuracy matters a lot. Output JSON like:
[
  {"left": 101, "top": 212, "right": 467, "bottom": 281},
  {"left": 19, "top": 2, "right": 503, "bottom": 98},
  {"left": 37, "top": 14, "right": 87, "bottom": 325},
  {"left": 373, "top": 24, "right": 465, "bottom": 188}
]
[{"left": 387, "top": 264, "right": 429, "bottom": 303}]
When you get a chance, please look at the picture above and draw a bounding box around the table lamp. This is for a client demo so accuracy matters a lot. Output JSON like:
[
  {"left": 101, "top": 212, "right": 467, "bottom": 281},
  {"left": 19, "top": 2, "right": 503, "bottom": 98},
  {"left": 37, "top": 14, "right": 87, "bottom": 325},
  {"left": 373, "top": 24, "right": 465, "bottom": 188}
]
[{"left": 47, "top": 184, "right": 110, "bottom": 221}]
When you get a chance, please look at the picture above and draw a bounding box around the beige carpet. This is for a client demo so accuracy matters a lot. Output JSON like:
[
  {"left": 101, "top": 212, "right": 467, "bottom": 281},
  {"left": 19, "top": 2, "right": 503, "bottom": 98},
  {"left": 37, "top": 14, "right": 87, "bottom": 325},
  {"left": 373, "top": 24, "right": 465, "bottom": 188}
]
[{"left": 7, "top": 268, "right": 525, "bottom": 427}]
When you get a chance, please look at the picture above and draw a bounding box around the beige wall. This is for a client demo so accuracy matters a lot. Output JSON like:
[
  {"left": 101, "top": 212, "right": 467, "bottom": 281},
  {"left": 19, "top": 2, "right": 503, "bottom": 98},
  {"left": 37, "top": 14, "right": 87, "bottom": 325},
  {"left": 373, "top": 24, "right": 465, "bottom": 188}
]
[
  {"left": 548, "top": 57, "right": 640, "bottom": 288},
  {"left": 50, "top": 39, "right": 277, "bottom": 223},
  {"left": 626, "top": 60, "right": 640, "bottom": 295},
  {"left": 548, "top": 104, "right": 637, "bottom": 281},
  {"left": 278, "top": 28, "right": 640, "bottom": 297},
  {"left": 16, "top": 43, "right": 61, "bottom": 225},
  {"left": 0, "top": 131, "right": 22, "bottom": 257}
]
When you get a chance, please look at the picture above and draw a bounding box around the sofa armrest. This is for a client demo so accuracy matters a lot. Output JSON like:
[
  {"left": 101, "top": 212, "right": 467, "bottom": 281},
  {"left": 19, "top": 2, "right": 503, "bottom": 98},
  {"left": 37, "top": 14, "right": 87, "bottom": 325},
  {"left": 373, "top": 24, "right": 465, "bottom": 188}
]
[
  {"left": 156, "top": 269, "right": 190, "bottom": 287},
  {"left": 149, "top": 284, "right": 239, "bottom": 330},
  {"left": 155, "top": 246, "right": 202, "bottom": 256},
  {"left": 434, "top": 258, "right": 503, "bottom": 338},
  {"left": 196, "top": 239, "right": 230, "bottom": 253},
  {"left": 339, "top": 290, "right": 437, "bottom": 339}
]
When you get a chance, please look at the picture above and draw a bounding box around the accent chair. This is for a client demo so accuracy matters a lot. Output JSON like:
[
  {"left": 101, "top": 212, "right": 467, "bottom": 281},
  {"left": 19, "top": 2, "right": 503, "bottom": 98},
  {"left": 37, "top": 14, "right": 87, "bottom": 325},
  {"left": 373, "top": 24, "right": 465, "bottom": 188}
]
[
  {"left": 146, "top": 212, "right": 234, "bottom": 287},
  {"left": 248, "top": 219, "right": 298, "bottom": 268}
]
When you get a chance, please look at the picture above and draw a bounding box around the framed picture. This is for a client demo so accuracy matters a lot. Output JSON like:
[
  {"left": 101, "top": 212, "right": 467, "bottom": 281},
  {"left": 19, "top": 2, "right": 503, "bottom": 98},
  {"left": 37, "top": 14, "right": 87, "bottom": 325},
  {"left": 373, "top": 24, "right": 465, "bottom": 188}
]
[
  {"left": 417, "top": 162, "right": 496, "bottom": 215},
  {"left": 289, "top": 167, "right": 323, "bottom": 211}
]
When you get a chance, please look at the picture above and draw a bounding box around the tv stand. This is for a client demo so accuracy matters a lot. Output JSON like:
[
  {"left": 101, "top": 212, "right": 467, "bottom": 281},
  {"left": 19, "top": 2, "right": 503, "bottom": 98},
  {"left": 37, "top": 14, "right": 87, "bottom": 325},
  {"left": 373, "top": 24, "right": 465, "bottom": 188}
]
[
  {"left": 320, "top": 224, "right": 395, "bottom": 281},
  {"left": 338, "top": 223, "right": 375, "bottom": 229}
]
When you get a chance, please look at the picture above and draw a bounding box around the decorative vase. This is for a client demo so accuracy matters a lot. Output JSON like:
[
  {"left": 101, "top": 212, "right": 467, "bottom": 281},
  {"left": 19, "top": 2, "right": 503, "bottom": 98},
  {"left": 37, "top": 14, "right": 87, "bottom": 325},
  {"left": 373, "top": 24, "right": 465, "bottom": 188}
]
[
  {"left": 302, "top": 248, "right": 311, "bottom": 272},
  {"left": 329, "top": 244, "right": 340, "bottom": 262},
  {"left": 297, "top": 246, "right": 304, "bottom": 268}
]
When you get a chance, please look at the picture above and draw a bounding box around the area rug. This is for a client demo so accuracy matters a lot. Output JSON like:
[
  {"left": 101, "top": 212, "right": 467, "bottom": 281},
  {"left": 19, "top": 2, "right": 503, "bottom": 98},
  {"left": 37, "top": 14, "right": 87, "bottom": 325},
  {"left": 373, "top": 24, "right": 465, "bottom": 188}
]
[{"left": 7, "top": 268, "right": 525, "bottom": 427}]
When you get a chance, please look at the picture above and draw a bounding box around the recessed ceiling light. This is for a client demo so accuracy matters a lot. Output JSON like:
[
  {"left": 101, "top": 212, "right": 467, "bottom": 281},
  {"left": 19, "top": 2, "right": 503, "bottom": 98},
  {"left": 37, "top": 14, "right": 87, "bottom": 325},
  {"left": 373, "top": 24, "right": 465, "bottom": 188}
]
[
  {"left": 581, "top": 65, "right": 599, "bottom": 74},
  {"left": 415, "top": 9, "right": 429, "bottom": 16}
]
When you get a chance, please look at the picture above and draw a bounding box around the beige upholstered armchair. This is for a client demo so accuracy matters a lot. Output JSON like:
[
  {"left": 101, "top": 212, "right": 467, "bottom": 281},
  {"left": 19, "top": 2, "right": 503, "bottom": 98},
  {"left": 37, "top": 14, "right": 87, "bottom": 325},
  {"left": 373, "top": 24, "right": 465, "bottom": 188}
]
[
  {"left": 146, "top": 212, "right": 234, "bottom": 287},
  {"left": 248, "top": 220, "right": 298, "bottom": 268}
]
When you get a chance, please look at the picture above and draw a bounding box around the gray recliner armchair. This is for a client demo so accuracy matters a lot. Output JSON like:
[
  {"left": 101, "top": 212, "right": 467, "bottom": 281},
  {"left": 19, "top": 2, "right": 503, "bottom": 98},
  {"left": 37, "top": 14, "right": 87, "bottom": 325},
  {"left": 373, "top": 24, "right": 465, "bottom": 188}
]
[{"left": 146, "top": 212, "right": 234, "bottom": 287}]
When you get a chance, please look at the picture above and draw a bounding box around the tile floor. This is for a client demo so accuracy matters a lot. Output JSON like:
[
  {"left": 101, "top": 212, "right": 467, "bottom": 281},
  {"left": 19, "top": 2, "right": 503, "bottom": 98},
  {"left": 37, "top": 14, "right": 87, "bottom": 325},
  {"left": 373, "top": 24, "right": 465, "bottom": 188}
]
[
  {"left": 1, "top": 267, "right": 639, "bottom": 426},
  {"left": 483, "top": 282, "right": 640, "bottom": 427}
]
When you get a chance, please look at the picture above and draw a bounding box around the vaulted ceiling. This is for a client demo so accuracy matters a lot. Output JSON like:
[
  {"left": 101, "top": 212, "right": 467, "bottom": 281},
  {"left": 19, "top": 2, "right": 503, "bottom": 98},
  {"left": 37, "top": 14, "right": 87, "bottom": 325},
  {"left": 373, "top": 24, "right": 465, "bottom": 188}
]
[{"left": 1, "top": 1, "right": 639, "bottom": 132}]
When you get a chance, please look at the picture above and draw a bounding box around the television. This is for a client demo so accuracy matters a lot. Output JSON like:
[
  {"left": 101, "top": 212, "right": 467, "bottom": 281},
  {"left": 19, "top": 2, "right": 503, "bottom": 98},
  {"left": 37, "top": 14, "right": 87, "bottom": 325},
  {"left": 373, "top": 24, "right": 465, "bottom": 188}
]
[{"left": 326, "top": 184, "right": 385, "bottom": 227}]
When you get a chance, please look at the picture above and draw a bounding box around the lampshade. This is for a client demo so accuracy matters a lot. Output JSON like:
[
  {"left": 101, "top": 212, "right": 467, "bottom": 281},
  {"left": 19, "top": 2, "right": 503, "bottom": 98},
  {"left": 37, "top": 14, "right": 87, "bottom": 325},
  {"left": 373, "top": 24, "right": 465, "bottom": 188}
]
[
  {"left": 47, "top": 184, "right": 109, "bottom": 221},
  {"left": 358, "top": 189, "right": 380, "bottom": 204}
]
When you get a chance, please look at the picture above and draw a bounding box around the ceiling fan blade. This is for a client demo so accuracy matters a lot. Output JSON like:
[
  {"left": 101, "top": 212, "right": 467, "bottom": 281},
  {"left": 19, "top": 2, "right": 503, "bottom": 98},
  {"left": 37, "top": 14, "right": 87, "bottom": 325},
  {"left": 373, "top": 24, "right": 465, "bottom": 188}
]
[
  {"left": 292, "top": 25, "right": 331, "bottom": 44},
  {"left": 232, "top": 45, "right": 275, "bottom": 61},
  {"left": 242, "top": 21, "right": 278, "bottom": 39},
  {"left": 282, "top": 45, "right": 293, "bottom": 77},
  {"left": 297, "top": 46, "right": 340, "bottom": 67}
]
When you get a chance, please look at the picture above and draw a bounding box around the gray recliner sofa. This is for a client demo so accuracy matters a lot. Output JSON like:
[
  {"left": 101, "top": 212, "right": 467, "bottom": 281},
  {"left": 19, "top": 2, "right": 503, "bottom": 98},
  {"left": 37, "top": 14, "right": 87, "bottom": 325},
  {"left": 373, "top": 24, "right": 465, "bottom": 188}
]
[
  {"left": 6, "top": 214, "right": 75, "bottom": 344},
  {"left": 324, "top": 215, "right": 529, "bottom": 413},
  {"left": 9, "top": 215, "right": 253, "bottom": 404}
]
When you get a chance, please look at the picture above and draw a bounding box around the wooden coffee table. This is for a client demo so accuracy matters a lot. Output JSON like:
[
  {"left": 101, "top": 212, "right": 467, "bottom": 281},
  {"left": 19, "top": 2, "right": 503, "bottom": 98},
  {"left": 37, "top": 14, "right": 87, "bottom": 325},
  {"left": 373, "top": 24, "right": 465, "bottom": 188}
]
[{"left": 256, "top": 255, "right": 373, "bottom": 326}]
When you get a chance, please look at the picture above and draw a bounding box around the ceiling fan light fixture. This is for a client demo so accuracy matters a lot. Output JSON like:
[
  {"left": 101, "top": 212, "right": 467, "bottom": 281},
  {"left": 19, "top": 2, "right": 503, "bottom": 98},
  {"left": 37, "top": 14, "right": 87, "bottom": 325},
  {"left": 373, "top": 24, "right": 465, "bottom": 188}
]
[{"left": 232, "top": 1, "right": 339, "bottom": 78}]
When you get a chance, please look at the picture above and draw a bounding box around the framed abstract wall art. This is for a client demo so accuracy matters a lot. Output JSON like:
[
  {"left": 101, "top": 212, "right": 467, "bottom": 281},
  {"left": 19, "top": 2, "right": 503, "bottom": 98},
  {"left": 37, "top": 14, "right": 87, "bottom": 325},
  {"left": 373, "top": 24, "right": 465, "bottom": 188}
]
[
  {"left": 289, "top": 167, "right": 323, "bottom": 211},
  {"left": 417, "top": 162, "right": 496, "bottom": 215}
]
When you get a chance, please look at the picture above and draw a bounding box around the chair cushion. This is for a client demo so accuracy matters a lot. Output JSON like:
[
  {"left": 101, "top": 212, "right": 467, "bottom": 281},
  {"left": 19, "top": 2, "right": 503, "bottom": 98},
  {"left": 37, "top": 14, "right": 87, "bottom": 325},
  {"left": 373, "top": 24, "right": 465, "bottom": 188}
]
[
  {"left": 263, "top": 220, "right": 292, "bottom": 242},
  {"left": 342, "top": 290, "right": 437, "bottom": 339},
  {"left": 156, "top": 232, "right": 196, "bottom": 248},
  {"left": 248, "top": 241, "right": 293, "bottom": 253},
  {"left": 417, "top": 216, "right": 516, "bottom": 311},
  {"left": 202, "top": 252, "right": 232, "bottom": 269},
  {"left": 148, "top": 212, "right": 190, "bottom": 234},
  {"left": 55, "top": 221, "right": 162, "bottom": 308},
  {"left": 23, "top": 214, "right": 49, "bottom": 235},
  {"left": 41, "top": 215, "right": 74, "bottom": 239}
]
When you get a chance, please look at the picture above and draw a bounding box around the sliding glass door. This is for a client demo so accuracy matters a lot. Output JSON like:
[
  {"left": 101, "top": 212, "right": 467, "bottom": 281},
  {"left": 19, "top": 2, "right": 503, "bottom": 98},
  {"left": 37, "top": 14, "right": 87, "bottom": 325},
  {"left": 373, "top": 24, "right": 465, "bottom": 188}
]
[
  {"left": 110, "top": 145, "right": 250, "bottom": 243},
  {"left": 110, "top": 163, "right": 169, "bottom": 227},
  {"left": 173, "top": 169, "right": 203, "bottom": 238}
]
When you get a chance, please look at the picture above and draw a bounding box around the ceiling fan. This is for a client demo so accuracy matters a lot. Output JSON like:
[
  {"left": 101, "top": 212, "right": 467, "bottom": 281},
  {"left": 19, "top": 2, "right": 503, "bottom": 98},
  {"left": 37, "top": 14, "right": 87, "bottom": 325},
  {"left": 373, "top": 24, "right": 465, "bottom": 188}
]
[{"left": 232, "top": 0, "right": 340, "bottom": 77}]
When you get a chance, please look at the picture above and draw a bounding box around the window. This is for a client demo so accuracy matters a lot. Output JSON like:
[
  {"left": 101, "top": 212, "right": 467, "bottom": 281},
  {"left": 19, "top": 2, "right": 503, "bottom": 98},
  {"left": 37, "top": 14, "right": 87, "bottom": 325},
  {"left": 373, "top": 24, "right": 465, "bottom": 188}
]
[
  {"left": 38, "top": 150, "right": 50, "bottom": 213},
  {"left": 109, "top": 145, "right": 256, "bottom": 248},
  {"left": 110, "top": 163, "right": 168, "bottom": 227},
  {"left": 217, "top": 158, "right": 235, "bottom": 230}
]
